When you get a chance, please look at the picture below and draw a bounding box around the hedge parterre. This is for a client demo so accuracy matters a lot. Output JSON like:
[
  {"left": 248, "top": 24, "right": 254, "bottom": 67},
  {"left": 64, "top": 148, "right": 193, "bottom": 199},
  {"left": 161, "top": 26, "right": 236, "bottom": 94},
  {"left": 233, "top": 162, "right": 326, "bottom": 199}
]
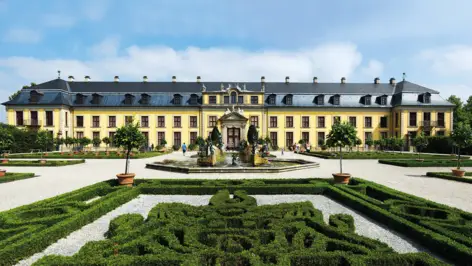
[
  {"left": 426, "top": 172, "right": 472, "bottom": 184},
  {"left": 378, "top": 159, "right": 472, "bottom": 167},
  {"left": 303, "top": 151, "right": 467, "bottom": 160},
  {"left": 1, "top": 178, "right": 471, "bottom": 265},
  {"left": 0, "top": 172, "right": 35, "bottom": 184},
  {"left": 6, "top": 151, "right": 168, "bottom": 159},
  {"left": 0, "top": 159, "right": 85, "bottom": 167}
]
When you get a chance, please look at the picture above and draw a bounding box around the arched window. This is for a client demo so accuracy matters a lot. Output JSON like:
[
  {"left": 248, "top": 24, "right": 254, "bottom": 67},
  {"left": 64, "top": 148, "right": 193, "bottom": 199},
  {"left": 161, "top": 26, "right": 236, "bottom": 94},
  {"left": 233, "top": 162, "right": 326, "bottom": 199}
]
[{"left": 231, "top": 91, "right": 237, "bottom": 104}]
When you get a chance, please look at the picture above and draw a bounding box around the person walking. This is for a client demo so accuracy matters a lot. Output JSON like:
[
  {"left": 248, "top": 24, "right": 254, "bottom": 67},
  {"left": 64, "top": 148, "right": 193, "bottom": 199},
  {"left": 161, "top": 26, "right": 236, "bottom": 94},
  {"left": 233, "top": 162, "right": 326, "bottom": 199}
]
[{"left": 182, "top": 142, "right": 187, "bottom": 156}]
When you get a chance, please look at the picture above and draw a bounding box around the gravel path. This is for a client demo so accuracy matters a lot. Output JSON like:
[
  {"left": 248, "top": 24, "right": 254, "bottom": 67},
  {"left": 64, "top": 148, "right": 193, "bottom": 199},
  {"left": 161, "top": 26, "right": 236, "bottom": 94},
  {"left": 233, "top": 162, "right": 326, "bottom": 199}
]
[{"left": 17, "top": 194, "right": 429, "bottom": 265}]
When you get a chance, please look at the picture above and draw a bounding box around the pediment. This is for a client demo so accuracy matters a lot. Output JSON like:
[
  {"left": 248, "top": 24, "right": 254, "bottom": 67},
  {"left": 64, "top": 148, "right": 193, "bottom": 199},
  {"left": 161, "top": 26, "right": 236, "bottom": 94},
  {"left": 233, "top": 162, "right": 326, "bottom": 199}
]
[{"left": 219, "top": 111, "right": 248, "bottom": 121}]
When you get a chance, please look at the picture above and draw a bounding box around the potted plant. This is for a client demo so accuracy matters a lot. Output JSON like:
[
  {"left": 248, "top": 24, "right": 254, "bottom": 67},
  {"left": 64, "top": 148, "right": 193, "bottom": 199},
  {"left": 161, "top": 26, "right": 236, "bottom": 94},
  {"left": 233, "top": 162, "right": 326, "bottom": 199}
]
[
  {"left": 450, "top": 122, "right": 472, "bottom": 177},
  {"left": 412, "top": 133, "right": 428, "bottom": 162},
  {"left": 0, "top": 127, "right": 13, "bottom": 164},
  {"left": 326, "top": 122, "right": 357, "bottom": 184},
  {"left": 92, "top": 137, "right": 102, "bottom": 155},
  {"left": 36, "top": 130, "right": 52, "bottom": 164},
  {"left": 54, "top": 136, "right": 64, "bottom": 154},
  {"left": 365, "top": 138, "right": 373, "bottom": 151},
  {"left": 355, "top": 137, "right": 362, "bottom": 152},
  {"left": 159, "top": 139, "right": 167, "bottom": 152},
  {"left": 78, "top": 137, "right": 91, "bottom": 152},
  {"left": 0, "top": 169, "right": 5, "bottom": 177},
  {"left": 102, "top": 137, "right": 111, "bottom": 155},
  {"left": 113, "top": 120, "right": 146, "bottom": 186}
]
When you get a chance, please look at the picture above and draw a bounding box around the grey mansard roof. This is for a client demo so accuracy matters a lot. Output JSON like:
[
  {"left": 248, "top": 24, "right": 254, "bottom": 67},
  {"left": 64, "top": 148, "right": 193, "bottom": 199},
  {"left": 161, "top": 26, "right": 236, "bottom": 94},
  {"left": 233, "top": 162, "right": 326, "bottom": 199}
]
[{"left": 2, "top": 78, "right": 453, "bottom": 108}]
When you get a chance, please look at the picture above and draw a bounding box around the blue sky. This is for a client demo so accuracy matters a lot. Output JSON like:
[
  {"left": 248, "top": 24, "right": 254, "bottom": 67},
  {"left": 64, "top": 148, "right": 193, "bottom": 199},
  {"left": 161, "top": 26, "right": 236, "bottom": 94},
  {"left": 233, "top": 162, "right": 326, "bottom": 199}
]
[{"left": 1, "top": 0, "right": 472, "bottom": 121}]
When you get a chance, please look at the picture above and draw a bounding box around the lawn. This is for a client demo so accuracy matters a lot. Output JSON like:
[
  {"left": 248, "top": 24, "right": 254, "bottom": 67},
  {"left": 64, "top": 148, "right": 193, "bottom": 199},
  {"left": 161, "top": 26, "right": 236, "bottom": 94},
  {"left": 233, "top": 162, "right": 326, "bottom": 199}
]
[
  {"left": 302, "top": 151, "right": 467, "bottom": 160},
  {"left": 6, "top": 151, "right": 169, "bottom": 159},
  {"left": 1, "top": 178, "right": 471, "bottom": 265},
  {"left": 0, "top": 172, "right": 35, "bottom": 184},
  {"left": 426, "top": 172, "right": 472, "bottom": 184},
  {"left": 379, "top": 159, "right": 472, "bottom": 167},
  {"left": 1, "top": 159, "right": 85, "bottom": 167}
]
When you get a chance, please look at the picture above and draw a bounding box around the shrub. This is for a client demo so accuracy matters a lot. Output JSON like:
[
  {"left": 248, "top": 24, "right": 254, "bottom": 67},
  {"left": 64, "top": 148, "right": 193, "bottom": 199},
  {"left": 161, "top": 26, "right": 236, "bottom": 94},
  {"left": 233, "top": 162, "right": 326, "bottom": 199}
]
[
  {"left": 172, "top": 144, "right": 180, "bottom": 151},
  {"left": 188, "top": 143, "right": 197, "bottom": 151}
]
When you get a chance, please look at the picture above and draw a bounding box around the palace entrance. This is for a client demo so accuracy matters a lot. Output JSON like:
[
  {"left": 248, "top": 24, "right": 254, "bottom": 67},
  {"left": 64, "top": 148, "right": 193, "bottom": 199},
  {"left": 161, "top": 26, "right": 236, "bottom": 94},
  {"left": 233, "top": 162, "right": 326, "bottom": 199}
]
[
  {"left": 219, "top": 107, "right": 248, "bottom": 151},
  {"left": 226, "top": 127, "right": 241, "bottom": 150}
]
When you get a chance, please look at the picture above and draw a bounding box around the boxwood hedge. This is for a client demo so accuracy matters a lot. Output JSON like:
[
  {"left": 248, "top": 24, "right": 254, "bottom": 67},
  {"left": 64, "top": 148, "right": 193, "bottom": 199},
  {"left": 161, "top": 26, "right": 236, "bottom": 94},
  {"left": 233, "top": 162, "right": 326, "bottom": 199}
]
[
  {"left": 426, "top": 172, "right": 472, "bottom": 184},
  {"left": 379, "top": 159, "right": 472, "bottom": 167},
  {"left": 1, "top": 159, "right": 85, "bottom": 167},
  {"left": 302, "top": 151, "right": 467, "bottom": 160},
  {"left": 0, "top": 172, "right": 35, "bottom": 184}
]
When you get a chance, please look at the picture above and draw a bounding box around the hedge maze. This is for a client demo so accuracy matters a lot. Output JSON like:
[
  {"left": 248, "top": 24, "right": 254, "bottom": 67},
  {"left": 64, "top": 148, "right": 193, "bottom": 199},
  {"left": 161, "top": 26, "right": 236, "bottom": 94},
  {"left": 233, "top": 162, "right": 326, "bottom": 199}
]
[{"left": 1, "top": 178, "right": 471, "bottom": 265}]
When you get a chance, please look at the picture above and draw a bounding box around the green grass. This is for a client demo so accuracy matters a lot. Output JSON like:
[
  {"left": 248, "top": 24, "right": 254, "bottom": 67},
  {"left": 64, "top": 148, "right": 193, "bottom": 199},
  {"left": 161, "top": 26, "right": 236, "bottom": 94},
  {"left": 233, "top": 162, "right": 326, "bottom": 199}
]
[
  {"left": 426, "top": 172, "right": 472, "bottom": 184},
  {"left": 2, "top": 178, "right": 471, "bottom": 265},
  {"left": 303, "top": 151, "right": 468, "bottom": 160},
  {"left": 1, "top": 159, "right": 85, "bottom": 167},
  {"left": 379, "top": 159, "right": 472, "bottom": 167},
  {"left": 6, "top": 151, "right": 169, "bottom": 159},
  {"left": 0, "top": 172, "right": 35, "bottom": 184}
]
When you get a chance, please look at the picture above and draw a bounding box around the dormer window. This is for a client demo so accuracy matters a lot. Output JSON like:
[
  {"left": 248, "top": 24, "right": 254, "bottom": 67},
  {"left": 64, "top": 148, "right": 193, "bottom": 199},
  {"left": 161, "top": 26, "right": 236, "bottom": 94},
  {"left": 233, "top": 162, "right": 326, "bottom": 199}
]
[
  {"left": 75, "top": 93, "right": 86, "bottom": 104},
  {"left": 190, "top": 94, "right": 198, "bottom": 105},
  {"left": 333, "top": 95, "right": 340, "bottom": 105},
  {"left": 174, "top": 94, "right": 182, "bottom": 105},
  {"left": 91, "top": 93, "right": 101, "bottom": 104},
  {"left": 377, "top": 95, "right": 387, "bottom": 105},
  {"left": 364, "top": 95, "right": 372, "bottom": 105},
  {"left": 230, "top": 91, "right": 237, "bottom": 104},
  {"left": 285, "top": 94, "right": 293, "bottom": 105},
  {"left": 268, "top": 94, "right": 276, "bottom": 105},
  {"left": 424, "top": 93, "right": 431, "bottom": 104},
  {"left": 124, "top": 94, "right": 134, "bottom": 105},
  {"left": 29, "top": 90, "right": 43, "bottom": 103},
  {"left": 316, "top": 95, "right": 324, "bottom": 105},
  {"left": 140, "top": 93, "right": 150, "bottom": 105}
]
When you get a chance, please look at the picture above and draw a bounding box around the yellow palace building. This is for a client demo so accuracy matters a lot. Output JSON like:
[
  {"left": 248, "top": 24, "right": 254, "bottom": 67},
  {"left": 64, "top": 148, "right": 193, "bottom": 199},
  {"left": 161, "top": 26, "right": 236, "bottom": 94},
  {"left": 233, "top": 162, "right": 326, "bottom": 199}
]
[{"left": 2, "top": 75, "right": 454, "bottom": 150}]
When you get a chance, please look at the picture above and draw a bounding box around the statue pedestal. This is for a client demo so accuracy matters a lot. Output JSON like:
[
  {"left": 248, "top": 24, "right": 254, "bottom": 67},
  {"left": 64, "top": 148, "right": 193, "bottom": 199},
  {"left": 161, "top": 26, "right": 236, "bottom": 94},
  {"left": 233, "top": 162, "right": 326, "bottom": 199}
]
[
  {"left": 197, "top": 154, "right": 217, "bottom": 166},
  {"left": 252, "top": 153, "right": 269, "bottom": 166}
]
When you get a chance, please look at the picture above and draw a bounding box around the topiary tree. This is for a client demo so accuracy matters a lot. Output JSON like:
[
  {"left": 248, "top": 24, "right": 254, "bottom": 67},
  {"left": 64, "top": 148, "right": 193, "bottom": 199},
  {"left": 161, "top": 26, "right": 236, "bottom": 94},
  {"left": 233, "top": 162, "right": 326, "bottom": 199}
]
[
  {"left": 102, "top": 137, "right": 111, "bottom": 152},
  {"left": 54, "top": 137, "right": 64, "bottom": 152},
  {"left": 92, "top": 138, "right": 102, "bottom": 150},
  {"left": 451, "top": 122, "right": 472, "bottom": 170},
  {"left": 0, "top": 127, "right": 14, "bottom": 157},
  {"left": 64, "top": 137, "right": 74, "bottom": 152},
  {"left": 79, "top": 137, "right": 92, "bottom": 151},
  {"left": 326, "top": 122, "right": 357, "bottom": 174},
  {"left": 210, "top": 126, "right": 223, "bottom": 149},
  {"left": 355, "top": 137, "right": 362, "bottom": 152},
  {"left": 413, "top": 133, "right": 428, "bottom": 160},
  {"left": 196, "top": 136, "right": 205, "bottom": 147},
  {"left": 36, "top": 131, "right": 53, "bottom": 159},
  {"left": 247, "top": 125, "right": 258, "bottom": 155},
  {"left": 113, "top": 120, "right": 146, "bottom": 174},
  {"left": 365, "top": 138, "right": 373, "bottom": 151}
]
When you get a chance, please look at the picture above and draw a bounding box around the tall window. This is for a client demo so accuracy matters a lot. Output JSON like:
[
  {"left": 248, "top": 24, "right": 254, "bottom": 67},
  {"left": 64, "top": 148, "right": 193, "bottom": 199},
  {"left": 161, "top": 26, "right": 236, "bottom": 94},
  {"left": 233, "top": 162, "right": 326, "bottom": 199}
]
[
  {"left": 270, "top": 132, "right": 278, "bottom": 147},
  {"left": 395, "top": 112, "right": 399, "bottom": 128},
  {"left": 302, "top": 116, "right": 309, "bottom": 128},
  {"left": 286, "top": 116, "right": 293, "bottom": 127},
  {"left": 125, "top": 116, "right": 133, "bottom": 125},
  {"left": 286, "top": 132, "right": 293, "bottom": 148},
  {"left": 108, "top": 116, "right": 116, "bottom": 127},
  {"left": 437, "top": 112, "right": 445, "bottom": 127},
  {"left": 349, "top": 116, "right": 356, "bottom": 127},
  {"left": 140, "top": 116, "right": 149, "bottom": 127},
  {"left": 224, "top": 96, "right": 229, "bottom": 104},
  {"left": 76, "top": 116, "right": 84, "bottom": 127},
  {"left": 76, "top": 132, "right": 84, "bottom": 139},
  {"left": 46, "top": 111, "right": 53, "bottom": 126},
  {"left": 409, "top": 112, "right": 417, "bottom": 127},
  {"left": 317, "top": 116, "right": 325, "bottom": 128},
  {"left": 30, "top": 111, "right": 38, "bottom": 126},
  {"left": 250, "top": 116, "right": 259, "bottom": 127},
  {"left": 108, "top": 132, "right": 115, "bottom": 146},
  {"left": 364, "top": 117, "right": 372, "bottom": 128},
  {"left": 208, "top": 116, "right": 217, "bottom": 127},
  {"left": 190, "top": 132, "right": 197, "bottom": 144},
  {"left": 302, "top": 132, "right": 309, "bottom": 143},
  {"left": 238, "top": 96, "right": 244, "bottom": 104},
  {"left": 174, "top": 116, "right": 181, "bottom": 128},
  {"left": 317, "top": 132, "right": 325, "bottom": 146},
  {"left": 92, "top": 132, "right": 100, "bottom": 144},
  {"left": 65, "top": 112, "right": 69, "bottom": 127},
  {"left": 190, "top": 116, "right": 198, "bottom": 128},
  {"left": 251, "top": 96, "right": 258, "bottom": 104},
  {"left": 173, "top": 132, "right": 181, "bottom": 146},
  {"left": 158, "top": 116, "right": 165, "bottom": 127},
  {"left": 209, "top": 96, "right": 217, "bottom": 104},
  {"left": 436, "top": 130, "right": 445, "bottom": 136},
  {"left": 423, "top": 112, "right": 431, "bottom": 126},
  {"left": 231, "top": 92, "right": 237, "bottom": 104},
  {"left": 16, "top": 111, "right": 23, "bottom": 126},
  {"left": 270, "top": 116, "right": 277, "bottom": 128},
  {"left": 380, "top": 132, "right": 388, "bottom": 139},
  {"left": 333, "top": 116, "right": 341, "bottom": 125},
  {"left": 380, "top": 116, "right": 388, "bottom": 128},
  {"left": 142, "top": 132, "right": 149, "bottom": 145},
  {"left": 92, "top": 116, "right": 100, "bottom": 127},
  {"left": 364, "top": 132, "right": 372, "bottom": 143},
  {"left": 157, "top": 132, "right": 165, "bottom": 145}
]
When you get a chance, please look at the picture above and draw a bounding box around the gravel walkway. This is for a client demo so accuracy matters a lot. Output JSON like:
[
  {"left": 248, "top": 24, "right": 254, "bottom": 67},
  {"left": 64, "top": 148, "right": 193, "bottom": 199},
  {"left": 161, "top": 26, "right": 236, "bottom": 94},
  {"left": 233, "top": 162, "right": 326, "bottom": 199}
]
[{"left": 17, "top": 194, "right": 428, "bottom": 265}]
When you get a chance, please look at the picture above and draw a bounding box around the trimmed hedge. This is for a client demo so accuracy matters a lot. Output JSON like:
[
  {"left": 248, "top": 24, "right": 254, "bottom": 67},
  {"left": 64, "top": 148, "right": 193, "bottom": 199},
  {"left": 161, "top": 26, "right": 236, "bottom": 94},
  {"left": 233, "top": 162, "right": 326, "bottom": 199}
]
[
  {"left": 302, "top": 151, "right": 467, "bottom": 160},
  {"left": 426, "top": 172, "right": 472, "bottom": 184},
  {"left": 0, "top": 172, "right": 35, "bottom": 184},
  {"left": 379, "top": 159, "right": 472, "bottom": 167},
  {"left": 6, "top": 151, "right": 168, "bottom": 159},
  {"left": 1, "top": 159, "right": 85, "bottom": 167}
]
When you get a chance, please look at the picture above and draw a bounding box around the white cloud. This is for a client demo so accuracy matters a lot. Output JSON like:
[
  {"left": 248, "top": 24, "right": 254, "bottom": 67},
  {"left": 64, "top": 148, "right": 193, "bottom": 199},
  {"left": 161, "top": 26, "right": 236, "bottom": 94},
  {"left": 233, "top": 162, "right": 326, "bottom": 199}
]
[
  {"left": 360, "top": 60, "right": 384, "bottom": 79},
  {"left": 2, "top": 28, "right": 42, "bottom": 44},
  {"left": 418, "top": 45, "right": 472, "bottom": 76},
  {"left": 88, "top": 36, "right": 120, "bottom": 58}
]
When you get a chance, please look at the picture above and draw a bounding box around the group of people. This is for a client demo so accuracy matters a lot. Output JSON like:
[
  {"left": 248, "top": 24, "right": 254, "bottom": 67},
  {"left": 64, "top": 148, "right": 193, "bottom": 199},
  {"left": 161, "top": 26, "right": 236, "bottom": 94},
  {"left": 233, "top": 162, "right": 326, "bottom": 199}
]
[{"left": 292, "top": 142, "right": 311, "bottom": 153}]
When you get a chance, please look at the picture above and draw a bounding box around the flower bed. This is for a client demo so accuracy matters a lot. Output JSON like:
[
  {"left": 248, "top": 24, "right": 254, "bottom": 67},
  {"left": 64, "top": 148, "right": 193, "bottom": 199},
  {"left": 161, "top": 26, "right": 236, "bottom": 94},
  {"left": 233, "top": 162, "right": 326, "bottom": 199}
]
[
  {"left": 302, "top": 151, "right": 468, "bottom": 160},
  {"left": 426, "top": 172, "right": 472, "bottom": 184},
  {"left": 379, "top": 159, "right": 472, "bottom": 167},
  {"left": 1, "top": 160, "right": 85, "bottom": 167},
  {"left": 0, "top": 172, "right": 35, "bottom": 184},
  {"left": 6, "top": 151, "right": 168, "bottom": 159}
]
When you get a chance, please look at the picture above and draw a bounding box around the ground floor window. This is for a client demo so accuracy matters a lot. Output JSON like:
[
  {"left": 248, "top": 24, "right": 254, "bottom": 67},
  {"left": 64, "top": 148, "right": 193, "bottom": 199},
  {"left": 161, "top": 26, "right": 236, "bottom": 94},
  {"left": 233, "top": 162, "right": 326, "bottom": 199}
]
[
  {"left": 174, "top": 132, "right": 181, "bottom": 147},
  {"left": 436, "top": 130, "right": 445, "bottom": 136},
  {"left": 108, "top": 132, "right": 115, "bottom": 147},
  {"left": 158, "top": 132, "right": 165, "bottom": 146},
  {"left": 190, "top": 132, "right": 197, "bottom": 144},
  {"left": 142, "top": 132, "right": 149, "bottom": 146},
  {"left": 76, "top": 132, "right": 84, "bottom": 139},
  {"left": 270, "top": 132, "right": 277, "bottom": 147},
  {"left": 423, "top": 131, "right": 431, "bottom": 136},
  {"left": 364, "top": 132, "right": 372, "bottom": 144},
  {"left": 380, "top": 132, "right": 388, "bottom": 139},
  {"left": 93, "top": 132, "right": 100, "bottom": 146},
  {"left": 302, "top": 132, "right": 309, "bottom": 144},
  {"left": 286, "top": 132, "right": 293, "bottom": 148},
  {"left": 317, "top": 132, "right": 325, "bottom": 146}
]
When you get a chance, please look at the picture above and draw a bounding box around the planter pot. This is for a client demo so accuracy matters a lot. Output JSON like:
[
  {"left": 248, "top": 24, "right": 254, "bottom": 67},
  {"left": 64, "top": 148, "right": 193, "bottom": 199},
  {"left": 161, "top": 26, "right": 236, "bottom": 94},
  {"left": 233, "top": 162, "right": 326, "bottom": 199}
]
[
  {"left": 332, "top": 173, "right": 351, "bottom": 184},
  {"left": 1, "top": 159, "right": 8, "bottom": 164},
  {"left": 116, "top": 173, "right": 135, "bottom": 187},
  {"left": 0, "top": 169, "right": 5, "bottom": 177},
  {"left": 44, "top": 153, "right": 48, "bottom": 157},
  {"left": 40, "top": 159, "right": 47, "bottom": 164},
  {"left": 452, "top": 169, "right": 466, "bottom": 177}
]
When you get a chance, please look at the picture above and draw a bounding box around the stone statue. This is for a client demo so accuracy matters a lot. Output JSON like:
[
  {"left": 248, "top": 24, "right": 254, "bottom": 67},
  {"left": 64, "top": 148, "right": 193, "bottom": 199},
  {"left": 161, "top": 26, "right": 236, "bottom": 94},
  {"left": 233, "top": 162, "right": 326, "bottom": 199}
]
[{"left": 225, "top": 108, "right": 231, "bottom": 115}]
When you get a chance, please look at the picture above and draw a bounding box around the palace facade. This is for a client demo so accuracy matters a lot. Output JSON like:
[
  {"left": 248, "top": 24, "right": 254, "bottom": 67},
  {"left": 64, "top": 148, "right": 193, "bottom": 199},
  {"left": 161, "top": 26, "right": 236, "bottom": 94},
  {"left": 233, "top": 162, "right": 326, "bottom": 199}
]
[{"left": 2, "top": 75, "right": 454, "bottom": 150}]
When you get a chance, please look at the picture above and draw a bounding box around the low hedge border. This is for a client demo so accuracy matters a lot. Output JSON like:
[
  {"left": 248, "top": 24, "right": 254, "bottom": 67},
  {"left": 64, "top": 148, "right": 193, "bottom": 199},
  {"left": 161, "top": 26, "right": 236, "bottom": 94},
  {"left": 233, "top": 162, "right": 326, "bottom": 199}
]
[
  {"left": 6, "top": 151, "right": 169, "bottom": 160},
  {"left": 379, "top": 159, "right": 472, "bottom": 167},
  {"left": 426, "top": 172, "right": 472, "bottom": 184},
  {"left": 0, "top": 159, "right": 85, "bottom": 167},
  {"left": 301, "top": 151, "right": 468, "bottom": 160},
  {"left": 0, "top": 173, "right": 35, "bottom": 184}
]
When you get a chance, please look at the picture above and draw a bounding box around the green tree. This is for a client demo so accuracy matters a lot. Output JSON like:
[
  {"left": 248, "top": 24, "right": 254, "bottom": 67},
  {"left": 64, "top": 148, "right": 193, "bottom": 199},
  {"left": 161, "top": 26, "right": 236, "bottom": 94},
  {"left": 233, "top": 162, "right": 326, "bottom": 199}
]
[
  {"left": 113, "top": 121, "right": 146, "bottom": 174},
  {"left": 79, "top": 137, "right": 92, "bottom": 151},
  {"left": 102, "top": 137, "right": 111, "bottom": 152},
  {"left": 36, "top": 131, "right": 53, "bottom": 159},
  {"left": 451, "top": 122, "right": 472, "bottom": 170},
  {"left": 247, "top": 125, "right": 258, "bottom": 144},
  {"left": 326, "top": 122, "right": 357, "bottom": 173},
  {"left": 448, "top": 95, "right": 470, "bottom": 128},
  {"left": 8, "top": 90, "right": 21, "bottom": 101},
  {"left": 365, "top": 138, "right": 373, "bottom": 150},
  {"left": 196, "top": 136, "right": 205, "bottom": 147},
  {"left": 92, "top": 138, "right": 102, "bottom": 150},
  {"left": 413, "top": 133, "right": 428, "bottom": 160},
  {"left": 355, "top": 137, "right": 362, "bottom": 152},
  {"left": 0, "top": 127, "right": 14, "bottom": 157},
  {"left": 210, "top": 126, "right": 223, "bottom": 149},
  {"left": 54, "top": 137, "right": 64, "bottom": 152},
  {"left": 64, "top": 137, "right": 74, "bottom": 151}
]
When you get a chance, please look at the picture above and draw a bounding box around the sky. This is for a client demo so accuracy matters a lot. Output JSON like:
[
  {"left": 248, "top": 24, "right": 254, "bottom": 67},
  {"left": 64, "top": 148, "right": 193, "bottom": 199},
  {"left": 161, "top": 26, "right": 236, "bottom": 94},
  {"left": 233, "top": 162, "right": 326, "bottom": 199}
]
[{"left": 1, "top": 0, "right": 472, "bottom": 121}]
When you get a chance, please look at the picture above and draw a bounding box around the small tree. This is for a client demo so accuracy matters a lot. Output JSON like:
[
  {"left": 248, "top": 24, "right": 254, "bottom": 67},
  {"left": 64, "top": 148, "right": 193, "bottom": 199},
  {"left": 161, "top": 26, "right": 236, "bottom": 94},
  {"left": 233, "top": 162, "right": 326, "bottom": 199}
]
[
  {"left": 247, "top": 125, "right": 258, "bottom": 156},
  {"left": 326, "top": 122, "right": 357, "bottom": 174},
  {"left": 92, "top": 138, "right": 102, "bottom": 151},
  {"left": 196, "top": 136, "right": 205, "bottom": 147},
  {"left": 64, "top": 137, "right": 74, "bottom": 151},
  {"left": 413, "top": 133, "right": 428, "bottom": 160},
  {"left": 0, "top": 127, "right": 14, "bottom": 157},
  {"left": 160, "top": 139, "right": 167, "bottom": 146},
  {"left": 36, "top": 131, "right": 53, "bottom": 159},
  {"left": 211, "top": 126, "right": 223, "bottom": 149},
  {"left": 113, "top": 121, "right": 146, "bottom": 174},
  {"left": 79, "top": 137, "right": 92, "bottom": 151},
  {"left": 54, "top": 137, "right": 64, "bottom": 152},
  {"left": 355, "top": 137, "right": 362, "bottom": 152},
  {"left": 102, "top": 137, "right": 111, "bottom": 152},
  {"left": 451, "top": 122, "right": 472, "bottom": 170},
  {"left": 365, "top": 138, "right": 373, "bottom": 151}
]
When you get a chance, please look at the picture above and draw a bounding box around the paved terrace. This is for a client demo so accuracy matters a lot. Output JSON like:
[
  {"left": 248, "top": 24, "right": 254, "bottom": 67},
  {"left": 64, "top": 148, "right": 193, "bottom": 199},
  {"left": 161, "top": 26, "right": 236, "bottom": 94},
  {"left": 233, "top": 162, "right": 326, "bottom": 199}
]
[{"left": 0, "top": 151, "right": 471, "bottom": 212}]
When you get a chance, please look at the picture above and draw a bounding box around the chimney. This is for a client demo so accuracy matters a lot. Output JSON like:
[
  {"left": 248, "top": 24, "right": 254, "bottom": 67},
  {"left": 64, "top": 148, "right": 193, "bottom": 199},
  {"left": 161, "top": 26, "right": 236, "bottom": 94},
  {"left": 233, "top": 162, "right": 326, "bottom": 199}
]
[
  {"left": 285, "top": 76, "right": 290, "bottom": 84},
  {"left": 341, "top": 77, "right": 346, "bottom": 84},
  {"left": 172, "top": 76, "right": 177, "bottom": 83},
  {"left": 85, "top": 76, "right": 91, "bottom": 82},
  {"left": 114, "top": 76, "right": 119, "bottom": 82},
  {"left": 143, "top": 76, "right": 148, "bottom": 82},
  {"left": 261, "top": 76, "right": 265, "bottom": 83},
  {"left": 313, "top": 77, "right": 318, "bottom": 84},
  {"left": 68, "top": 76, "right": 74, "bottom": 82},
  {"left": 389, "top": 77, "right": 396, "bottom": 85},
  {"left": 197, "top": 76, "right": 201, "bottom": 83},
  {"left": 374, "top": 77, "right": 380, "bottom": 84}
]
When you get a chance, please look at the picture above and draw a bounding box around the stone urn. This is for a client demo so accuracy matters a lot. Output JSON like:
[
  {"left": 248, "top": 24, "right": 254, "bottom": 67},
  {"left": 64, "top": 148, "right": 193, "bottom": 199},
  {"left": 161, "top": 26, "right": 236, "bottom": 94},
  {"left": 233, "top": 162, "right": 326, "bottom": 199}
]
[
  {"left": 0, "top": 169, "right": 6, "bottom": 177},
  {"left": 116, "top": 173, "right": 135, "bottom": 187},
  {"left": 452, "top": 168, "right": 466, "bottom": 177},
  {"left": 40, "top": 159, "right": 47, "bottom": 164},
  {"left": 332, "top": 173, "right": 351, "bottom": 184}
]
